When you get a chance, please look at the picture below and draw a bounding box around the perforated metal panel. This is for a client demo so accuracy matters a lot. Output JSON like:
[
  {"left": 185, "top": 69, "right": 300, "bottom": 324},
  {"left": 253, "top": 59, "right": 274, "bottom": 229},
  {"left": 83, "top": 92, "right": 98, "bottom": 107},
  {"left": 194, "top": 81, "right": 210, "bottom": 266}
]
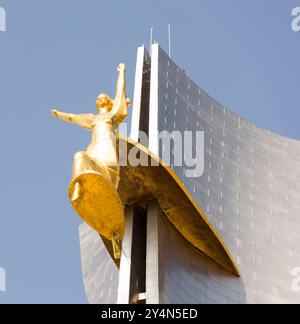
[
  {"left": 79, "top": 223, "right": 119, "bottom": 304},
  {"left": 149, "top": 44, "right": 300, "bottom": 304}
]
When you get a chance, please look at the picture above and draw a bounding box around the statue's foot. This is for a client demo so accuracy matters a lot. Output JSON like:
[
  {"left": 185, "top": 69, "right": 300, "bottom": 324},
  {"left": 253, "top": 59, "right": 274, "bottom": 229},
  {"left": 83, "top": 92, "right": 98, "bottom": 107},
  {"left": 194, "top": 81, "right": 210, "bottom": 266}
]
[
  {"left": 71, "top": 182, "right": 81, "bottom": 202},
  {"left": 112, "top": 234, "right": 121, "bottom": 259}
]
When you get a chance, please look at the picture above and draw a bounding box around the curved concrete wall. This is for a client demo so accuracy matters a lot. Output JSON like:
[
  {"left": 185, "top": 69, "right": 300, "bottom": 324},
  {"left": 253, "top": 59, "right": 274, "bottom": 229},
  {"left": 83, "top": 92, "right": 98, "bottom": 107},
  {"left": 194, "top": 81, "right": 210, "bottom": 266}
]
[{"left": 151, "top": 44, "right": 300, "bottom": 304}]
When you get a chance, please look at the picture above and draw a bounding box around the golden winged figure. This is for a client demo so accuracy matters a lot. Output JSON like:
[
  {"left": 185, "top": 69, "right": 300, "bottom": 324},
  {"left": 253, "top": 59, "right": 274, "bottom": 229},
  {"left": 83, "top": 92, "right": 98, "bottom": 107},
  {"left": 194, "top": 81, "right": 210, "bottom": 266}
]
[{"left": 51, "top": 63, "right": 132, "bottom": 258}]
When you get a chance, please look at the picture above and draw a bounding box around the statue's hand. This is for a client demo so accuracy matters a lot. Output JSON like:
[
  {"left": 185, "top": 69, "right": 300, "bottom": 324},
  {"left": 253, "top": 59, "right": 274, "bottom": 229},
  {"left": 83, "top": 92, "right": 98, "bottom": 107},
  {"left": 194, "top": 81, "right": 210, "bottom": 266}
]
[
  {"left": 117, "top": 63, "right": 126, "bottom": 73},
  {"left": 51, "top": 109, "right": 59, "bottom": 118}
]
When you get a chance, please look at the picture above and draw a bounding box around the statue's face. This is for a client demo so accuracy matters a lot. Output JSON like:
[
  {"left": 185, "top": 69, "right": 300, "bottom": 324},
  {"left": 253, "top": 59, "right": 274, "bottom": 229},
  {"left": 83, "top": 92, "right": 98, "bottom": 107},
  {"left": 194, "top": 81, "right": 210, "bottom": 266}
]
[{"left": 96, "top": 94, "right": 113, "bottom": 112}]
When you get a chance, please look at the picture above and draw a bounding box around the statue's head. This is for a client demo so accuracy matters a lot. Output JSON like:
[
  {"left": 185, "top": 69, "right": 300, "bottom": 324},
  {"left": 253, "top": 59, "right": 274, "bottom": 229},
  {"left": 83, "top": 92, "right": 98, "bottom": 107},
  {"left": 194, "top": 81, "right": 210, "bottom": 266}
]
[{"left": 96, "top": 94, "right": 114, "bottom": 112}]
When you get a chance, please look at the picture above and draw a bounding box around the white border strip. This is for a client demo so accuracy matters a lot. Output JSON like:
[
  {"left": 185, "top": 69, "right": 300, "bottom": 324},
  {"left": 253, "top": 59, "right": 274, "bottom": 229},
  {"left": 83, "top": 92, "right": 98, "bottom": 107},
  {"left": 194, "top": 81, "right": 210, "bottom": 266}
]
[
  {"left": 148, "top": 43, "right": 159, "bottom": 156},
  {"left": 130, "top": 46, "right": 145, "bottom": 142}
]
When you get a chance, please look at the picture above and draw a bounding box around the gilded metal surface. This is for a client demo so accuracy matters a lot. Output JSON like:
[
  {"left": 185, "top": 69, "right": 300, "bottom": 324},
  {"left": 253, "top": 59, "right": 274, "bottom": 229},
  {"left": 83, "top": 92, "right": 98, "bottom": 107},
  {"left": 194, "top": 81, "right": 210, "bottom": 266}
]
[
  {"left": 51, "top": 64, "right": 132, "bottom": 258},
  {"left": 117, "top": 135, "right": 240, "bottom": 276},
  {"left": 69, "top": 172, "right": 124, "bottom": 246}
]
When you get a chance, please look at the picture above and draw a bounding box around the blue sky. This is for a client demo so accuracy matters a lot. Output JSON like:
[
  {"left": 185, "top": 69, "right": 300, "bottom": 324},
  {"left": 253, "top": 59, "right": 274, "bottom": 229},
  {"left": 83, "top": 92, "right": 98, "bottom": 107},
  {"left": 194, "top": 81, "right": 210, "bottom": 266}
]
[{"left": 0, "top": 0, "right": 299, "bottom": 304}]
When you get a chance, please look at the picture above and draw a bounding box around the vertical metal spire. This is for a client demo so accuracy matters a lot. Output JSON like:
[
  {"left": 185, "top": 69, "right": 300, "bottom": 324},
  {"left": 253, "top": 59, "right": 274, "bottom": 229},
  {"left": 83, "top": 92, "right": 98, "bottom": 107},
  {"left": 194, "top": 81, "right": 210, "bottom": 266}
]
[
  {"left": 150, "top": 27, "right": 154, "bottom": 54},
  {"left": 168, "top": 24, "right": 171, "bottom": 58}
]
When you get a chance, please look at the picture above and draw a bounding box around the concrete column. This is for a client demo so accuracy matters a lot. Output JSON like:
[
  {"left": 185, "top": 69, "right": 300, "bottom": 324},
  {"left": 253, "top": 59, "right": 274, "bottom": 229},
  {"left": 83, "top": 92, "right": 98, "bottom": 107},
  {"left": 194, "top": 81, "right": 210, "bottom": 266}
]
[
  {"left": 146, "top": 200, "right": 160, "bottom": 304},
  {"left": 117, "top": 206, "right": 134, "bottom": 304}
]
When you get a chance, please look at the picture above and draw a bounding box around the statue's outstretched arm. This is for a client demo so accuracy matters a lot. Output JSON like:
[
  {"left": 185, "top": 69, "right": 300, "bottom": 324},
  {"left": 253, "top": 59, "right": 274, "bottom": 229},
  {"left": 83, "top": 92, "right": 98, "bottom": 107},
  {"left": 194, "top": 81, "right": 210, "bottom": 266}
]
[
  {"left": 111, "top": 64, "right": 132, "bottom": 125},
  {"left": 51, "top": 109, "right": 95, "bottom": 129}
]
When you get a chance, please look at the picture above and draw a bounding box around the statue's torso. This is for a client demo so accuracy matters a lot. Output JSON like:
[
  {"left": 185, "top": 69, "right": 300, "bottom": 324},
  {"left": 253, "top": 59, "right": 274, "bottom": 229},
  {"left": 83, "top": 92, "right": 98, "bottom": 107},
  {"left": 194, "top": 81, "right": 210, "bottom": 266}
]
[{"left": 86, "top": 118, "right": 118, "bottom": 168}]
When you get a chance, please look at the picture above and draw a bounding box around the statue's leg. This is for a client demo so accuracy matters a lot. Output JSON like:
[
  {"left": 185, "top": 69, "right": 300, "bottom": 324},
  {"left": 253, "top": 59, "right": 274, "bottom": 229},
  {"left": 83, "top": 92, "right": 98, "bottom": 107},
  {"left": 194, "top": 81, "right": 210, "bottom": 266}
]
[
  {"left": 72, "top": 151, "right": 95, "bottom": 179},
  {"left": 71, "top": 151, "right": 95, "bottom": 202}
]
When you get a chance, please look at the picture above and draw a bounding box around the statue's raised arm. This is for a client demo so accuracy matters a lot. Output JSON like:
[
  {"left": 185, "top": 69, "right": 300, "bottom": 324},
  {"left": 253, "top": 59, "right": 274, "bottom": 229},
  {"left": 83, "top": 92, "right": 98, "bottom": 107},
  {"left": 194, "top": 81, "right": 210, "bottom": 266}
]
[{"left": 111, "top": 63, "right": 132, "bottom": 126}]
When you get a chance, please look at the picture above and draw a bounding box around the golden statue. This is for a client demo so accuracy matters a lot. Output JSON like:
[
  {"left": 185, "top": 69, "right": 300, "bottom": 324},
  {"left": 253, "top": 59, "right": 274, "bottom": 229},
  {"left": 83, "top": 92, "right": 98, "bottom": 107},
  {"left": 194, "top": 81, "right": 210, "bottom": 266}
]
[{"left": 51, "top": 63, "right": 132, "bottom": 258}]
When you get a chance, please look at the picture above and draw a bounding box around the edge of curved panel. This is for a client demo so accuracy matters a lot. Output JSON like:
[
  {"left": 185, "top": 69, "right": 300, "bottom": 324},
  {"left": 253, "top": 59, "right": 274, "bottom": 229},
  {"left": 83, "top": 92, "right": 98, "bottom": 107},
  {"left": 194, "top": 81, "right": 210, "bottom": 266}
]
[{"left": 117, "top": 134, "right": 240, "bottom": 277}]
